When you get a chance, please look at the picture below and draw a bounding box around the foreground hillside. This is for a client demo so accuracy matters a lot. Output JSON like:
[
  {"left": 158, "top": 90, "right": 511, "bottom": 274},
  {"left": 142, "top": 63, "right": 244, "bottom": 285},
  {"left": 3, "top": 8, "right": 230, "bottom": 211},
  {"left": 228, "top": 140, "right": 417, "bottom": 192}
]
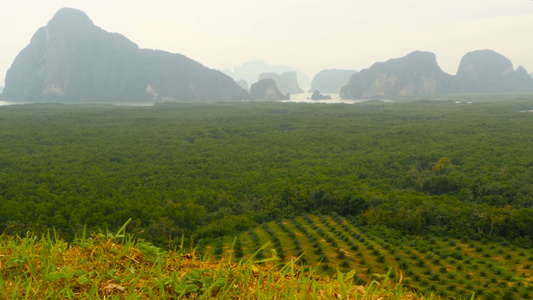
[
  {"left": 203, "top": 214, "right": 533, "bottom": 299},
  {"left": 1, "top": 96, "right": 533, "bottom": 298},
  {"left": 0, "top": 228, "right": 422, "bottom": 299}
]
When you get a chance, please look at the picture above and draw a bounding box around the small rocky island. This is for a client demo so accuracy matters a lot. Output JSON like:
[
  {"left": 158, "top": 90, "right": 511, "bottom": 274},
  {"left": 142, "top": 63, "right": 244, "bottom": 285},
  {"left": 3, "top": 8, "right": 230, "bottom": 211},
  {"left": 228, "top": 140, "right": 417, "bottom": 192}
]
[
  {"left": 309, "top": 90, "right": 331, "bottom": 100},
  {"left": 249, "top": 78, "right": 290, "bottom": 101},
  {"left": 258, "top": 72, "right": 304, "bottom": 95}
]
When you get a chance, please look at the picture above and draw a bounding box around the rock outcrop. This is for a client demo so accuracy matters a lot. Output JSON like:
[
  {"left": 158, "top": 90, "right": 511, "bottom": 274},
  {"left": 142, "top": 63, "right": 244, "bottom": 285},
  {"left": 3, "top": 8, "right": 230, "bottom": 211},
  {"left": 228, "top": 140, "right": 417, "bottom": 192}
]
[
  {"left": 340, "top": 51, "right": 453, "bottom": 99},
  {"left": 454, "top": 49, "right": 533, "bottom": 93},
  {"left": 1, "top": 8, "right": 248, "bottom": 103},
  {"left": 0, "top": 86, "right": 3, "bottom": 94},
  {"left": 310, "top": 69, "right": 357, "bottom": 93},
  {"left": 249, "top": 78, "right": 289, "bottom": 101},
  {"left": 310, "top": 90, "right": 331, "bottom": 100},
  {"left": 258, "top": 72, "right": 304, "bottom": 95}
]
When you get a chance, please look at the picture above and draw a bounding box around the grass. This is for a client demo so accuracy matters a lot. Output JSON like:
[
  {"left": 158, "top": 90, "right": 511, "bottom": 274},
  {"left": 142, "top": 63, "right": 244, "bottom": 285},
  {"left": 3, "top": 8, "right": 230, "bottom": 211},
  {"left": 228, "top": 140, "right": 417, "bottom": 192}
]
[{"left": 0, "top": 223, "right": 425, "bottom": 299}]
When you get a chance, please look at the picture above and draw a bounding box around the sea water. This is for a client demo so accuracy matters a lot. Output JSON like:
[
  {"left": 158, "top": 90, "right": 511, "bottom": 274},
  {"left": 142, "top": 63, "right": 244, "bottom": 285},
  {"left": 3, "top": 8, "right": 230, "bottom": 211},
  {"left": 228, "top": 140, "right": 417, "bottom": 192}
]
[
  {"left": 0, "top": 94, "right": 374, "bottom": 106},
  {"left": 0, "top": 100, "right": 17, "bottom": 106},
  {"left": 281, "top": 92, "right": 381, "bottom": 104}
]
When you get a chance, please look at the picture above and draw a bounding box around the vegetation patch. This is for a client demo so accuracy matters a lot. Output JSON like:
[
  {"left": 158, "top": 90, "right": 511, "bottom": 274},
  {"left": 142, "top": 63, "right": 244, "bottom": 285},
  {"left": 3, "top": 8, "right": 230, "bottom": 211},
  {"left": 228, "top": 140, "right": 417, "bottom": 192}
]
[
  {"left": 0, "top": 228, "right": 422, "bottom": 299},
  {"left": 203, "top": 214, "right": 533, "bottom": 299}
]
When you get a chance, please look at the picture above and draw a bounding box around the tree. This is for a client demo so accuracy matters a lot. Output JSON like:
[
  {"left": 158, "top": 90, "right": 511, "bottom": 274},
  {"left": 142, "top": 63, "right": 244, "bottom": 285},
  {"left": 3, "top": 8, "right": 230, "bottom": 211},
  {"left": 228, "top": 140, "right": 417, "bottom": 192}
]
[{"left": 508, "top": 208, "right": 533, "bottom": 243}]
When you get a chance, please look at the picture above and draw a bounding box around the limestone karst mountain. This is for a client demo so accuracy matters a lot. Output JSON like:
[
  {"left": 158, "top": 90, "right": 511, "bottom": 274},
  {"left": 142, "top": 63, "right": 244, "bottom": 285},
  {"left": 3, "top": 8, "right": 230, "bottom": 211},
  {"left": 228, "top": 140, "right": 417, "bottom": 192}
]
[
  {"left": 4, "top": 9, "right": 531, "bottom": 104},
  {"left": 1, "top": 8, "right": 248, "bottom": 103},
  {"left": 340, "top": 51, "right": 453, "bottom": 99},
  {"left": 249, "top": 78, "right": 289, "bottom": 101},
  {"left": 340, "top": 50, "right": 533, "bottom": 99},
  {"left": 454, "top": 49, "right": 533, "bottom": 93}
]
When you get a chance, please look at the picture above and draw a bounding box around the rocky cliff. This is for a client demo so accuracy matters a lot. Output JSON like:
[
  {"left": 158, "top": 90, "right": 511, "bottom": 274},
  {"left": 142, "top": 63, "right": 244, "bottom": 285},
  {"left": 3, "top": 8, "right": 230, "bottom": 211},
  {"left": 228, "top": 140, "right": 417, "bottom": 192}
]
[
  {"left": 340, "top": 51, "right": 452, "bottom": 99},
  {"left": 310, "top": 69, "right": 357, "bottom": 93},
  {"left": 258, "top": 72, "right": 304, "bottom": 94},
  {"left": 310, "top": 90, "right": 331, "bottom": 100},
  {"left": 340, "top": 50, "right": 533, "bottom": 99},
  {"left": 249, "top": 78, "right": 289, "bottom": 101},
  {"left": 454, "top": 49, "right": 533, "bottom": 93},
  {"left": 1, "top": 8, "right": 248, "bottom": 103}
]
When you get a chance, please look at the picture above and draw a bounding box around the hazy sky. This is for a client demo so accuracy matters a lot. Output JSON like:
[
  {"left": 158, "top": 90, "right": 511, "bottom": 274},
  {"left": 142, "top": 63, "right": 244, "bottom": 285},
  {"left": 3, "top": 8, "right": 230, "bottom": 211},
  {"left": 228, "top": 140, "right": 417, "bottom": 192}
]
[{"left": 1, "top": 0, "right": 532, "bottom": 86}]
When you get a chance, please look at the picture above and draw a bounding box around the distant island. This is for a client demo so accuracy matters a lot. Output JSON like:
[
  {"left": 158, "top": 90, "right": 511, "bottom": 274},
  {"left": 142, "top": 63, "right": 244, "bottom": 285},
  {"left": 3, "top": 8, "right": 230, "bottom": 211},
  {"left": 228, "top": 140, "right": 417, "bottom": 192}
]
[
  {"left": 309, "top": 90, "right": 331, "bottom": 100},
  {"left": 223, "top": 60, "right": 311, "bottom": 92},
  {"left": 258, "top": 72, "right": 303, "bottom": 95},
  {"left": 250, "top": 78, "right": 290, "bottom": 101}
]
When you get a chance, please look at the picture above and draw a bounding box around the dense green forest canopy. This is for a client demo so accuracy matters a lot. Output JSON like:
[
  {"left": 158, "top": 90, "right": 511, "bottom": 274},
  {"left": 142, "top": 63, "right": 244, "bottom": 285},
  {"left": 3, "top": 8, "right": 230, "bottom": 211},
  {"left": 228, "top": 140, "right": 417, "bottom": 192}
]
[{"left": 1, "top": 96, "right": 532, "bottom": 246}]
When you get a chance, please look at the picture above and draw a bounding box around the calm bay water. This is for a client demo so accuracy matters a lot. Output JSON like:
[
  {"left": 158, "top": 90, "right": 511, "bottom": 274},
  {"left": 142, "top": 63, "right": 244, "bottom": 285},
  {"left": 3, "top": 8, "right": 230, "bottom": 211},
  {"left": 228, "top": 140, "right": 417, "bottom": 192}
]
[
  {"left": 0, "top": 100, "right": 18, "bottom": 106},
  {"left": 281, "top": 93, "right": 365, "bottom": 104},
  {"left": 0, "top": 93, "right": 368, "bottom": 106}
]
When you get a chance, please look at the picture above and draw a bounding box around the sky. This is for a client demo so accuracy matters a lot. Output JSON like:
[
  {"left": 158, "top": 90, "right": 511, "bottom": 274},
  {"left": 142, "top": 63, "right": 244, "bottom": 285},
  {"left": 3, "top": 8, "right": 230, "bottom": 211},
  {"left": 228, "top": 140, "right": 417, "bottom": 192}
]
[{"left": 1, "top": 0, "right": 532, "bottom": 86}]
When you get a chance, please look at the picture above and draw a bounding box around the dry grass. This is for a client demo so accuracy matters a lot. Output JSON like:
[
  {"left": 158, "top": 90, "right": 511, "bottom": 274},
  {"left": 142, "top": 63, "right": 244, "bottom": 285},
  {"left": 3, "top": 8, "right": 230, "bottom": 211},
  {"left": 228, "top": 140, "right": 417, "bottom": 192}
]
[{"left": 0, "top": 226, "right": 430, "bottom": 299}]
